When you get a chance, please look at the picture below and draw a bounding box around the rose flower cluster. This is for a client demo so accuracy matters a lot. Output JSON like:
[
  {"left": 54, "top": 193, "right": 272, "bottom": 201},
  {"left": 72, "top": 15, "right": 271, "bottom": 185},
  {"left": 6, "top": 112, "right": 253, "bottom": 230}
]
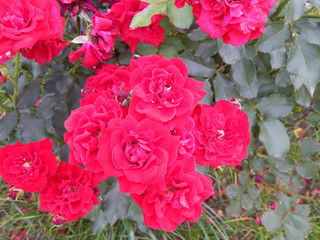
[
  {"left": 68, "top": 0, "right": 165, "bottom": 68},
  {"left": 63, "top": 54, "right": 251, "bottom": 231},
  {"left": 0, "top": 139, "right": 100, "bottom": 225},
  {"left": 0, "top": 0, "right": 68, "bottom": 65},
  {"left": 176, "top": 0, "right": 277, "bottom": 46}
]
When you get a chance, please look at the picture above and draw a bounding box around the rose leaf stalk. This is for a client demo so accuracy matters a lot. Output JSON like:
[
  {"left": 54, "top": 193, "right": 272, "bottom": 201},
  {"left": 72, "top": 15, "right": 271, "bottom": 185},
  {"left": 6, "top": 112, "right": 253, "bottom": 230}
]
[{"left": 12, "top": 52, "right": 20, "bottom": 111}]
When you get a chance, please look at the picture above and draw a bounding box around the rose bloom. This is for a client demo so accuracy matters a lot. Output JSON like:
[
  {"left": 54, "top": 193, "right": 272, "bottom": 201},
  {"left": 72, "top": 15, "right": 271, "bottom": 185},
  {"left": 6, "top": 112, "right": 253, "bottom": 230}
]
[
  {"left": 58, "top": 0, "right": 99, "bottom": 16},
  {"left": 131, "top": 157, "right": 212, "bottom": 231},
  {"left": 81, "top": 64, "right": 132, "bottom": 105},
  {"left": 128, "top": 55, "right": 206, "bottom": 128},
  {"left": 0, "top": 139, "right": 57, "bottom": 193},
  {"left": 97, "top": 115, "right": 180, "bottom": 194},
  {"left": 193, "top": 0, "right": 277, "bottom": 46},
  {"left": 108, "top": 0, "right": 165, "bottom": 53},
  {"left": 39, "top": 162, "right": 100, "bottom": 222},
  {"left": 0, "top": 0, "right": 66, "bottom": 59},
  {"left": 21, "top": 39, "right": 68, "bottom": 65},
  {"left": 69, "top": 11, "right": 120, "bottom": 68},
  {"left": 171, "top": 117, "right": 195, "bottom": 160},
  {"left": 64, "top": 94, "right": 124, "bottom": 180},
  {"left": 192, "top": 100, "right": 251, "bottom": 167}
]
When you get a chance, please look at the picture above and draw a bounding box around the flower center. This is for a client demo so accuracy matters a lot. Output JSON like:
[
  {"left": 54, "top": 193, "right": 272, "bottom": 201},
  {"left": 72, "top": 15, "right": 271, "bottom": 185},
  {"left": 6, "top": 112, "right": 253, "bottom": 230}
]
[{"left": 61, "top": 185, "right": 77, "bottom": 199}]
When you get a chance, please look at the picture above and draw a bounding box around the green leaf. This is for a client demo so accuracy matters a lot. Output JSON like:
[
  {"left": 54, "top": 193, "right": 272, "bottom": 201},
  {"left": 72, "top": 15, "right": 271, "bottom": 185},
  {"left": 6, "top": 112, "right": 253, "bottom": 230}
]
[
  {"left": 273, "top": 236, "right": 286, "bottom": 240},
  {"left": 232, "top": 56, "right": 256, "bottom": 86},
  {"left": 19, "top": 112, "right": 48, "bottom": 142},
  {"left": 296, "top": 161, "right": 318, "bottom": 179},
  {"left": 101, "top": 180, "right": 132, "bottom": 226},
  {"left": 199, "top": 81, "right": 213, "bottom": 105},
  {"left": 213, "top": 73, "right": 238, "bottom": 101},
  {"left": 308, "top": 112, "right": 320, "bottom": 125},
  {"left": 294, "top": 18, "right": 320, "bottom": 45},
  {"left": 295, "top": 85, "right": 312, "bottom": 107},
  {"left": 241, "top": 194, "right": 254, "bottom": 210},
  {"left": 299, "top": 139, "right": 320, "bottom": 159},
  {"left": 136, "top": 42, "right": 159, "bottom": 56},
  {"left": 292, "top": 175, "right": 305, "bottom": 188},
  {"left": 188, "top": 28, "right": 208, "bottom": 41},
  {"left": 275, "top": 158, "right": 294, "bottom": 173},
  {"left": 0, "top": 111, "right": 18, "bottom": 141},
  {"left": 256, "top": 22, "right": 291, "bottom": 53},
  {"left": 294, "top": 205, "right": 310, "bottom": 217},
  {"left": 225, "top": 184, "right": 243, "bottom": 199},
  {"left": 130, "top": 3, "right": 166, "bottom": 28},
  {"left": 270, "top": 48, "right": 286, "bottom": 69},
  {"left": 256, "top": 94, "right": 293, "bottom": 118},
  {"left": 236, "top": 77, "right": 259, "bottom": 99},
  {"left": 261, "top": 211, "right": 283, "bottom": 232},
  {"left": 195, "top": 39, "right": 218, "bottom": 61},
  {"left": 239, "top": 172, "right": 250, "bottom": 186},
  {"left": 218, "top": 38, "right": 245, "bottom": 64},
  {"left": 180, "top": 51, "right": 215, "bottom": 78},
  {"left": 285, "top": 0, "right": 305, "bottom": 24},
  {"left": 17, "top": 79, "right": 41, "bottom": 109},
  {"left": 166, "top": 2, "right": 193, "bottom": 29},
  {"left": 258, "top": 119, "right": 290, "bottom": 157},
  {"left": 227, "top": 200, "right": 242, "bottom": 217},
  {"left": 248, "top": 187, "right": 259, "bottom": 199},
  {"left": 159, "top": 45, "right": 178, "bottom": 59},
  {"left": 287, "top": 36, "right": 320, "bottom": 96},
  {"left": 36, "top": 95, "right": 57, "bottom": 119},
  {"left": 275, "top": 69, "right": 291, "bottom": 87},
  {"left": 284, "top": 223, "right": 306, "bottom": 240},
  {"left": 253, "top": 158, "right": 267, "bottom": 172}
]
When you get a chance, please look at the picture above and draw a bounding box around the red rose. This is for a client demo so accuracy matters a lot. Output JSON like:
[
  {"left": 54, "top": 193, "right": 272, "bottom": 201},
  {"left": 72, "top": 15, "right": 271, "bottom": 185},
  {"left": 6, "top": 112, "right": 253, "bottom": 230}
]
[
  {"left": 128, "top": 55, "right": 206, "bottom": 128},
  {"left": 58, "top": 0, "right": 98, "bottom": 16},
  {"left": 39, "top": 162, "right": 100, "bottom": 222},
  {"left": 131, "top": 157, "right": 212, "bottom": 231},
  {"left": 0, "top": 139, "right": 57, "bottom": 193},
  {"left": 192, "top": 100, "right": 251, "bottom": 167},
  {"left": 0, "top": 0, "right": 65, "bottom": 56},
  {"left": 64, "top": 95, "right": 124, "bottom": 180},
  {"left": 81, "top": 64, "right": 132, "bottom": 104},
  {"left": 193, "top": 0, "right": 276, "bottom": 46},
  {"left": 21, "top": 39, "right": 68, "bottom": 65},
  {"left": 97, "top": 115, "right": 180, "bottom": 194},
  {"left": 109, "top": 0, "right": 165, "bottom": 53},
  {"left": 69, "top": 11, "right": 120, "bottom": 68},
  {"left": 171, "top": 117, "right": 195, "bottom": 160}
]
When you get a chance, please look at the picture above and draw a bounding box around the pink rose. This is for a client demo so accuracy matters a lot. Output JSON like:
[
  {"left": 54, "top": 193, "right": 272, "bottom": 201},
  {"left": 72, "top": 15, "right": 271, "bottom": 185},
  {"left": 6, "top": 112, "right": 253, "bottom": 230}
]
[
  {"left": 131, "top": 157, "right": 212, "bottom": 231},
  {"left": 39, "top": 162, "right": 100, "bottom": 222},
  {"left": 109, "top": 0, "right": 165, "bottom": 53},
  {"left": 192, "top": 100, "right": 251, "bottom": 167},
  {"left": 193, "top": 0, "right": 276, "bottom": 46},
  {"left": 97, "top": 115, "right": 180, "bottom": 194},
  {"left": 64, "top": 95, "right": 124, "bottom": 180},
  {"left": 0, "top": 139, "right": 57, "bottom": 193},
  {"left": 0, "top": 0, "right": 65, "bottom": 56},
  {"left": 128, "top": 55, "right": 206, "bottom": 128},
  {"left": 69, "top": 11, "right": 120, "bottom": 68}
]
